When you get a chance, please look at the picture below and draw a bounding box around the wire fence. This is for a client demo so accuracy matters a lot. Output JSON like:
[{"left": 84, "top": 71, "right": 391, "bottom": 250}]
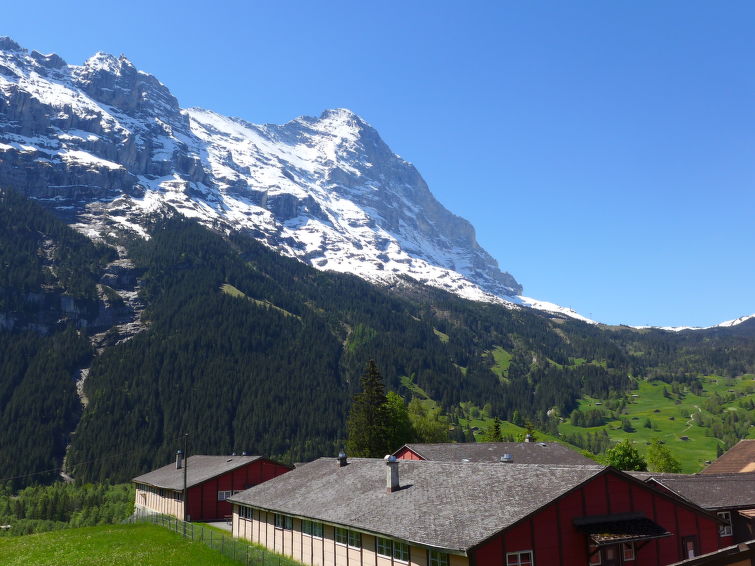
[{"left": 128, "top": 508, "right": 292, "bottom": 566}]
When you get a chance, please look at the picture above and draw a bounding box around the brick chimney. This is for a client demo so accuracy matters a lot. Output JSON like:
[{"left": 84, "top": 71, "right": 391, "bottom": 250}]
[{"left": 385, "top": 455, "right": 399, "bottom": 493}]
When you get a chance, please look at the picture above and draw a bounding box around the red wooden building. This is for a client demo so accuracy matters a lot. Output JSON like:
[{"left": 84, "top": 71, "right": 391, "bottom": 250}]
[
  {"left": 133, "top": 453, "right": 292, "bottom": 522},
  {"left": 230, "top": 457, "right": 728, "bottom": 566}
]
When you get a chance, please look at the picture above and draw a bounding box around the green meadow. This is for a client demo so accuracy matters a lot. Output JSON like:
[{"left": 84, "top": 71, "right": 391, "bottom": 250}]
[{"left": 0, "top": 523, "right": 241, "bottom": 566}]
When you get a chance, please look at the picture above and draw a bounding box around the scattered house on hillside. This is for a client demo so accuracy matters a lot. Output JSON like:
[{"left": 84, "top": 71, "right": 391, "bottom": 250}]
[
  {"left": 393, "top": 441, "right": 595, "bottom": 465},
  {"left": 229, "top": 455, "right": 725, "bottom": 566},
  {"left": 702, "top": 440, "right": 755, "bottom": 474},
  {"left": 132, "top": 453, "right": 292, "bottom": 522},
  {"left": 632, "top": 472, "right": 755, "bottom": 545}
]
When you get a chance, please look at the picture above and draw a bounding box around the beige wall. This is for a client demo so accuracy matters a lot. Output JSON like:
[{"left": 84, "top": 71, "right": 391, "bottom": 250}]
[
  {"left": 134, "top": 484, "right": 184, "bottom": 519},
  {"left": 233, "top": 507, "right": 468, "bottom": 566}
]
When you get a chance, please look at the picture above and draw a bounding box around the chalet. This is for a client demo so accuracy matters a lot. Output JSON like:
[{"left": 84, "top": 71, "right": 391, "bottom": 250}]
[
  {"left": 229, "top": 456, "right": 725, "bottom": 566},
  {"left": 132, "top": 453, "right": 292, "bottom": 522},
  {"left": 635, "top": 472, "right": 755, "bottom": 545},
  {"left": 702, "top": 440, "right": 755, "bottom": 474},
  {"left": 393, "top": 441, "right": 595, "bottom": 465}
]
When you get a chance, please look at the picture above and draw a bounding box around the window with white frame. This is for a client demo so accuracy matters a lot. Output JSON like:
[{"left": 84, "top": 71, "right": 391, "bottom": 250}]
[
  {"left": 717, "top": 511, "right": 733, "bottom": 536},
  {"left": 622, "top": 542, "right": 635, "bottom": 561},
  {"left": 218, "top": 490, "right": 242, "bottom": 501},
  {"left": 377, "top": 537, "right": 392, "bottom": 557},
  {"left": 302, "top": 520, "right": 324, "bottom": 538},
  {"left": 377, "top": 538, "right": 409, "bottom": 562},
  {"left": 506, "top": 550, "right": 534, "bottom": 566},
  {"left": 429, "top": 550, "right": 449, "bottom": 566},
  {"left": 335, "top": 527, "right": 349, "bottom": 545},
  {"left": 348, "top": 530, "right": 362, "bottom": 548},
  {"left": 393, "top": 541, "right": 409, "bottom": 562},
  {"left": 274, "top": 513, "right": 292, "bottom": 530},
  {"left": 239, "top": 506, "right": 253, "bottom": 520}
]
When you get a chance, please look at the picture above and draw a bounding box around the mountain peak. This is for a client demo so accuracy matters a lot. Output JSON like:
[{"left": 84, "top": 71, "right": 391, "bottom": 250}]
[
  {"left": 82, "top": 52, "right": 131, "bottom": 73},
  {"left": 0, "top": 37, "right": 22, "bottom": 53}
]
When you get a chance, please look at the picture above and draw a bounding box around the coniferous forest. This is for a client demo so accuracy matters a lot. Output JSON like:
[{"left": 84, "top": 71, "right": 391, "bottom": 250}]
[{"left": 0, "top": 189, "right": 753, "bottom": 487}]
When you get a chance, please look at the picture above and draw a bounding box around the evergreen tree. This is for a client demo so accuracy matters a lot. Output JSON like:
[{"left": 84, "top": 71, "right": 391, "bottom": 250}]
[
  {"left": 646, "top": 439, "right": 682, "bottom": 473},
  {"left": 346, "top": 361, "right": 391, "bottom": 457},
  {"left": 489, "top": 417, "right": 503, "bottom": 442},
  {"left": 604, "top": 439, "right": 647, "bottom": 471}
]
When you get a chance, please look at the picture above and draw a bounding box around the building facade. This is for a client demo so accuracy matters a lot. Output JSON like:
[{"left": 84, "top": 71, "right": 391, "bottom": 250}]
[
  {"left": 230, "top": 457, "right": 727, "bottom": 566},
  {"left": 133, "top": 453, "right": 292, "bottom": 522}
]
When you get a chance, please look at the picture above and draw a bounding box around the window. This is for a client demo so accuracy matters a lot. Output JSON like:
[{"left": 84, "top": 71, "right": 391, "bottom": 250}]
[
  {"left": 348, "top": 530, "right": 362, "bottom": 549},
  {"left": 430, "top": 550, "right": 449, "bottom": 566},
  {"left": 335, "top": 527, "right": 349, "bottom": 545},
  {"left": 274, "top": 514, "right": 293, "bottom": 530},
  {"left": 622, "top": 542, "right": 635, "bottom": 561},
  {"left": 506, "top": 550, "right": 534, "bottom": 566},
  {"left": 302, "top": 520, "right": 323, "bottom": 538},
  {"left": 218, "top": 490, "right": 242, "bottom": 501},
  {"left": 377, "top": 537, "right": 392, "bottom": 557},
  {"left": 377, "top": 538, "right": 408, "bottom": 562},
  {"left": 239, "top": 506, "right": 253, "bottom": 520},
  {"left": 393, "top": 541, "right": 409, "bottom": 562},
  {"left": 588, "top": 544, "right": 601, "bottom": 565},
  {"left": 717, "top": 511, "right": 733, "bottom": 537}
]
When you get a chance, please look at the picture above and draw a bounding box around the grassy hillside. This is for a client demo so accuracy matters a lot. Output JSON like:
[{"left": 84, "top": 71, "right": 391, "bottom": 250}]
[
  {"left": 0, "top": 524, "right": 241, "bottom": 566},
  {"left": 558, "top": 373, "right": 755, "bottom": 472}
]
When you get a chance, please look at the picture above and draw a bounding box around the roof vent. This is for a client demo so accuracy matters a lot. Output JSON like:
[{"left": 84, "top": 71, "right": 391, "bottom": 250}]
[
  {"left": 385, "top": 455, "right": 399, "bottom": 493},
  {"left": 338, "top": 451, "right": 347, "bottom": 467},
  {"left": 226, "top": 458, "right": 233, "bottom": 462},
  {"left": 525, "top": 434, "right": 533, "bottom": 443},
  {"left": 176, "top": 450, "right": 183, "bottom": 469},
  {"left": 242, "top": 451, "right": 247, "bottom": 456},
  {"left": 538, "top": 442, "right": 547, "bottom": 447},
  {"left": 500, "top": 454, "right": 513, "bottom": 463}
]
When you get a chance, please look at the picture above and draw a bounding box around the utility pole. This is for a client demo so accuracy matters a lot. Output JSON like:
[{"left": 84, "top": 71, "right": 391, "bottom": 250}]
[{"left": 182, "top": 433, "right": 189, "bottom": 522}]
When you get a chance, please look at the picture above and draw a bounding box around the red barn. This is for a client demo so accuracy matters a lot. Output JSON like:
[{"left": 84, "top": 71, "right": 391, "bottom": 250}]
[
  {"left": 230, "top": 457, "right": 726, "bottom": 566},
  {"left": 133, "top": 453, "right": 292, "bottom": 522}
]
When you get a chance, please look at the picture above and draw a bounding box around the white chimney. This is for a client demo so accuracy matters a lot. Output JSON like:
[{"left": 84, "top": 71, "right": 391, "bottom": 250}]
[{"left": 385, "top": 455, "right": 399, "bottom": 493}]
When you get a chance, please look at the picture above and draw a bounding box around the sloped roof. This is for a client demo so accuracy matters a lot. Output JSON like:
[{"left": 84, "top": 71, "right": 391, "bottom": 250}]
[
  {"left": 702, "top": 440, "right": 755, "bottom": 474},
  {"left": 396, "top": 442, "right": 594, "bottom": 466},
  {"left": 644, "top": 472, "right": 755, "bottom": 510},
  {"left": 133, "top": 455, "right": 265, "bottom": 490},
  {"left": 230, "top": 457, "right": 605, "bottom": 552}
]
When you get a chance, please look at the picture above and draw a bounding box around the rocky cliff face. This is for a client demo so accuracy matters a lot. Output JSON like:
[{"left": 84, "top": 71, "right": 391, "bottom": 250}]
[{"left": 0, "top": 37, "right": 523, "bottom": 304}]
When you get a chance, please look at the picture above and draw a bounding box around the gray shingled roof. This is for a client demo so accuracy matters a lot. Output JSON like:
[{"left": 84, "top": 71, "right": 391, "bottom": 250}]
[
  {"left": 133, "top": 455, "right": 263, "bottom": 490},
  {"left": 229, "top": 457, "right": 605, "bottom": 552},
  {"left": 644, "top": 472, "right": 755, "bottom": 510},
  {"left": 397, "top": 442, "right": 595, "bottom": 465}
]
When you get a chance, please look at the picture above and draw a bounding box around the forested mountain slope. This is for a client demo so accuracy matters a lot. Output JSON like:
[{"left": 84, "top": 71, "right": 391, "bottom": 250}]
[{"left": 1, "top": 192, "right": 754, "bottom": 485}]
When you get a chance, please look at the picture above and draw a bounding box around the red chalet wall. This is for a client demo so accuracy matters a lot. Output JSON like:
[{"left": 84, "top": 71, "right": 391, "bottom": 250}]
[
  {"left": 394, "top": 447, "right": 423, "bottom": 460},
  {"left": 186, "top": 459, "right": 290, "bottom": 521},
  {"left": 471, "top": 469, "right": 721, "bottom": 566}
]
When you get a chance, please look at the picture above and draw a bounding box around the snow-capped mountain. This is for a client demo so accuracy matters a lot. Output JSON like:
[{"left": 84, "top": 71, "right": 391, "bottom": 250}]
[
  {"left": 0, "top": 37, "right": 748, "bottom": 329},
  {"left": 0, "top": 37, "right": 534, "bottom": 307}
]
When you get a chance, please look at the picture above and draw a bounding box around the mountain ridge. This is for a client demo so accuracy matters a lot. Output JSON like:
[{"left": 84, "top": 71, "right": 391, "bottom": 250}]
[{"left": 0, "top": 37, "right": 527, "bottom": 311}]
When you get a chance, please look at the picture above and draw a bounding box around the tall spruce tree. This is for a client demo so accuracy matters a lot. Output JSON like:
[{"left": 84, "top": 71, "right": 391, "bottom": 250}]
[{"left": 346, "top": 360, "right": 392, "bottom": 457}]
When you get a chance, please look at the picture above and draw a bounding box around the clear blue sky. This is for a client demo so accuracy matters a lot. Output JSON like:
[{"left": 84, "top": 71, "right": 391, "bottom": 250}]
[{"left": 3, "top": 1, "right": 754, "bottom": 327}]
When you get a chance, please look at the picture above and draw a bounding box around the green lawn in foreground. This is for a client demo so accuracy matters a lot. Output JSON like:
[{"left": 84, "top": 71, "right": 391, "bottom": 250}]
[{"left": 0, "top": 523, "right": 241, "bottom": 566}]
